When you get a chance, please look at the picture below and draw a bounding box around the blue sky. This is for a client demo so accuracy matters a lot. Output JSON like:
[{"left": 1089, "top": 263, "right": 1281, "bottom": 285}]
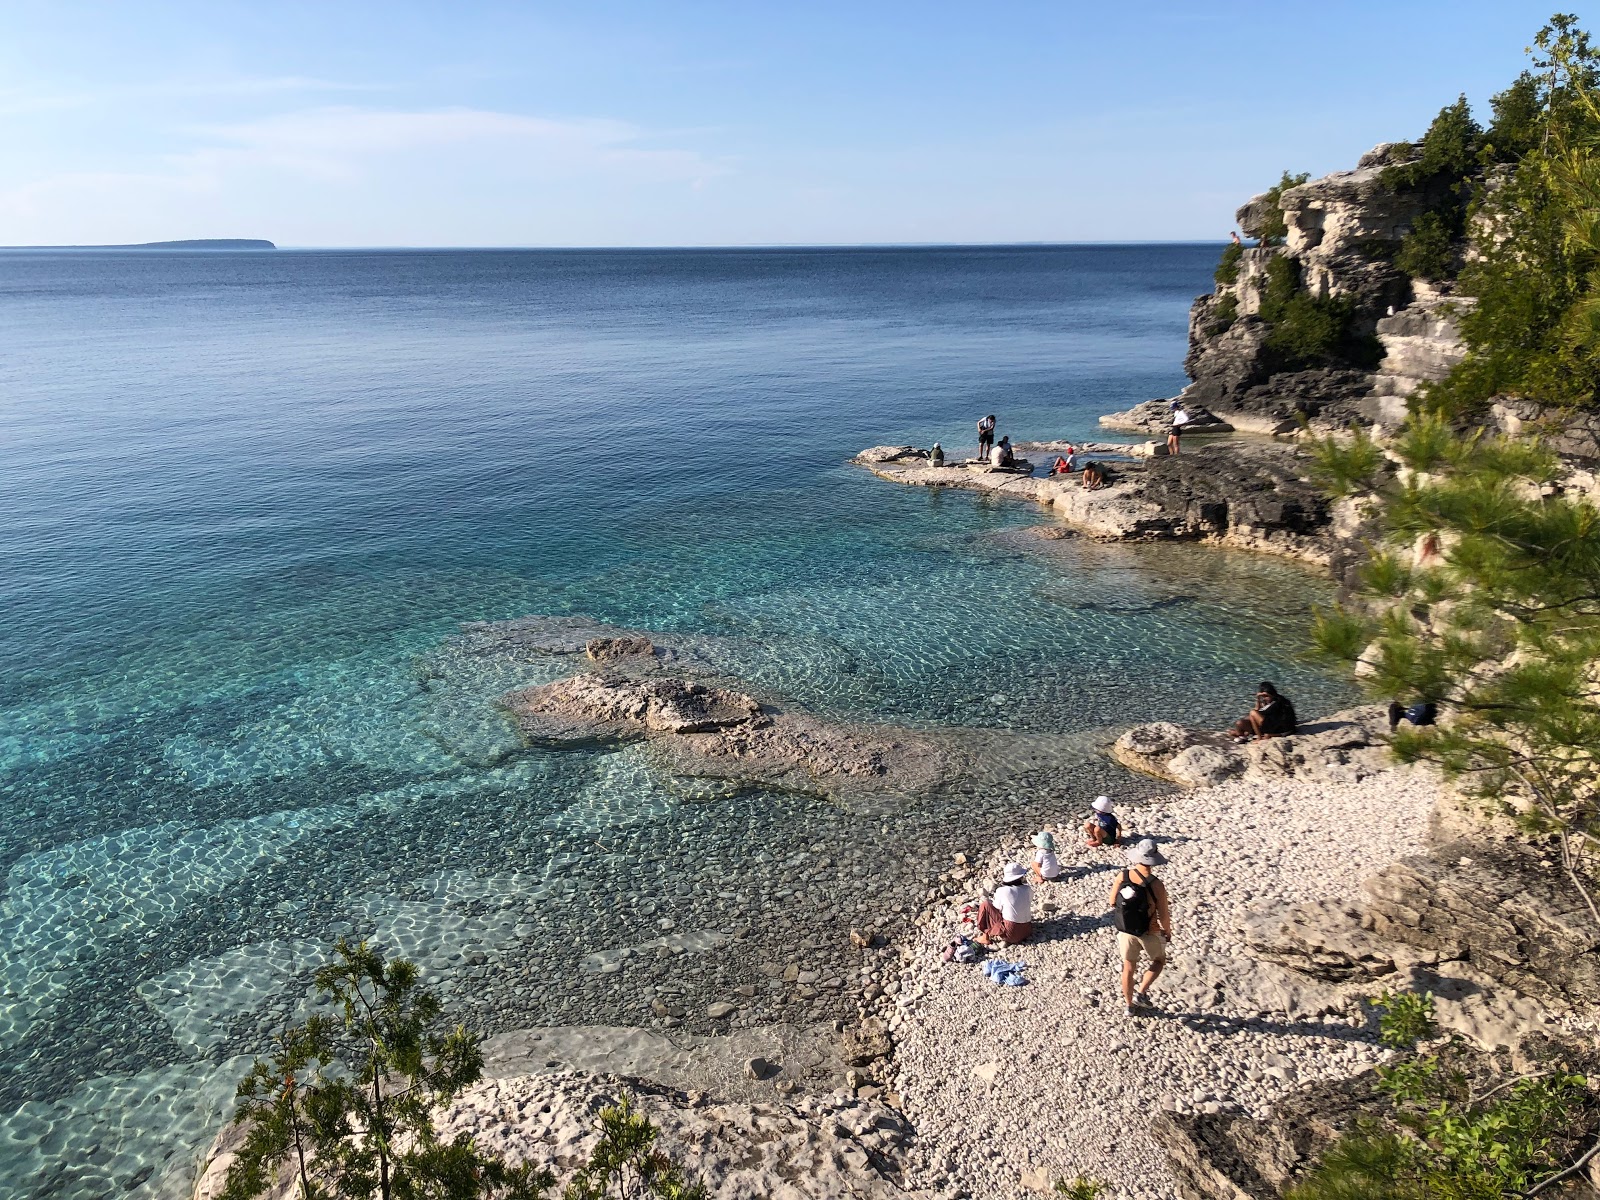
[{"left": 0, "top": 0, "right": 1578, "bottom": 246}]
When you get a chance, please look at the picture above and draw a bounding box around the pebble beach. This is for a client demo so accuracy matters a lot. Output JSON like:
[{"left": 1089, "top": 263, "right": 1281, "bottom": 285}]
[{"left": 880, "top": 764, "right": 1442, "bottom": 1199}]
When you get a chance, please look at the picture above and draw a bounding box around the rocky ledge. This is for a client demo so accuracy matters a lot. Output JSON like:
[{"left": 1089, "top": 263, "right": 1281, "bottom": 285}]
[
  {"left": 195, "top": 1070, "right": 931, "bottom": 1200},
  {"left": 854, "top": 438, "right": 1351, "bottom": 567},
  {"left": 502, "top": 673, "right": 949, "bottom": 809},
  {"left": 1111, "top": 705, "right": 1392, "bottom": 788},
  {"left": 1153, "top": 1032, "right": 1600, "bottom": 1200}
]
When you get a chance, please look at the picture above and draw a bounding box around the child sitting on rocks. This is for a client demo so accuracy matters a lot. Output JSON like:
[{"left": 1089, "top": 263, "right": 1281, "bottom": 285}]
[
  {"left": 1083, "top": 796, "right": 1121, "bottom": 847},
  {"left": 1029, "top": 831, "right": 1061, "bottom": 882}
]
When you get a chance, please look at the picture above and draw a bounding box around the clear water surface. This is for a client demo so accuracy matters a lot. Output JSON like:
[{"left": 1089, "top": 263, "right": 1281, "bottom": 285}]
[{"left": 0, "top": 246, "right": 1356, "bottom": 1198}]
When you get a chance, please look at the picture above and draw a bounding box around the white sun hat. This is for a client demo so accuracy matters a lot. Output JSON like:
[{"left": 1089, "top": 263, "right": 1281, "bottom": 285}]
[
  {"left": 1092, "top": 796, "right": 1114, "bottom": 813},
  {"left": 1001, "top": 862, "right": 1028, "bottom": 883}
]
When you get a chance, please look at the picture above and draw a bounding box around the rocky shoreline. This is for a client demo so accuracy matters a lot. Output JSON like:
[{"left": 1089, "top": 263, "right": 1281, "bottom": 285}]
[{"left": 854, "top": 435, "right": 1357, "bottom": 571}]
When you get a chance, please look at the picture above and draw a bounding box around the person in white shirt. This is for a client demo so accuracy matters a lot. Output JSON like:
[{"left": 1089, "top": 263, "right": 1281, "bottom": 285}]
[
  {"left": 1168, "top": 403, "right": 1190, "bottom": 457},
  {"left": 1029, "top": 831, "right": 1062, "bottom": 882},
  {"left": 975, "top": 863, "right": 1034, "bottom": 945}
]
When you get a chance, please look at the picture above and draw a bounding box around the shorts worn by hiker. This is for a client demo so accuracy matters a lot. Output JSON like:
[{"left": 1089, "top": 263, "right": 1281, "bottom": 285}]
[{"left": 1117, "top": 930, "right": 1167, "bottom": 965}]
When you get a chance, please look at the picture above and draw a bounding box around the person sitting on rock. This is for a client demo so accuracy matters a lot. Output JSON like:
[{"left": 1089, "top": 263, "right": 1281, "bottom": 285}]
[
  {"left": 1050, "top": 455, "right": 1070, "bottom": 476},
  {"left": 1229, "top": 681, "right": 1297, "bottom": 742},
  {"left": 1029, "top": 831, "right": 1062, "bottom": 882},
  {"left": 994, "top": 436, "right": 1015, "bottom": 467},
  {"left": 975, "top": 863, "right": 1034, "bottom": 945},
  {"left": 930, "top": 442, "right": 945, "bottom": 467},
  {"left": 1081, "top": 460, "right": 1106, "bottom": 490},
  {"left": 1083, "top": 795, "right": 1120, "bottom": 847}
]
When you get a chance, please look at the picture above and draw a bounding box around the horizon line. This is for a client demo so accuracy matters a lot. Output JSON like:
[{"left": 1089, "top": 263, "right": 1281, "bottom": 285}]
[{"left": 0, "top": 238, "right": 1228, "bottom": 252}]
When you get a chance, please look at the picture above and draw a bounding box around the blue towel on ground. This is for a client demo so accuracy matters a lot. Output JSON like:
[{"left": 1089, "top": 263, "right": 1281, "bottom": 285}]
[{"left": 981, "top": 959, "right": 1027, "bottom": 987}]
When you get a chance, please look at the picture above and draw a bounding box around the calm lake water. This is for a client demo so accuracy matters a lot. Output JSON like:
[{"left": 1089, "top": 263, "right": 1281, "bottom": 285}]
[{"left": 0, "top": 245, "right": 1356, "bottom": 1198}]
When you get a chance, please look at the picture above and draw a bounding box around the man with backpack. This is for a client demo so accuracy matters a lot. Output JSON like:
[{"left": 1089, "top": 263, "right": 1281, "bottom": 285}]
[{"left": 1108, "top": 839, "right": 1172, "bottom": 1016}]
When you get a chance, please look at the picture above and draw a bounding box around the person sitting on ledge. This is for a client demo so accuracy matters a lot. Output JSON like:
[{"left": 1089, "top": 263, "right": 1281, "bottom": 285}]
[
  {"left": 930, "top": 442, "right": 945, "bottom": 467},
  {"left": 994, "top": 435, "right": 1015, "bottom": 467},
  {"left": 1230, "top": 680, "right": 1297, "bottom": 742},
  {"left": 1050, "top": 455, "right": 1070, "bottom": 476},
  {"left": 1081, "top": 460, "right": 1106, "bottom": 490},
  {"left": 975, "top": 863, "right": 1034, "bottom": 945},
  {"left": 1083, "top": 795, "right": 1120, "bottom": 847}
]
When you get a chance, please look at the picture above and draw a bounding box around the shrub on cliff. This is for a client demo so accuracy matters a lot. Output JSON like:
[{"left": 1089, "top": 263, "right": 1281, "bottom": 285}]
[
  {"left": 1288, "top": 991, "right": 1593, "bottom": 1199},
  {"left": 1254, "top": 254, "right": 1376, "bottom": 367},
  {"left": 221, "top": 938, "right": 707, "bottom": 1200},
  {"left": 1310, "top": 411, "right": 1600, "bottom": 923},
  {"left": 1213, "top": 241, "right": 1243, "bottom": 286},
  {"left": 1256, "top": 170, "right": 1309, "bottom": 246}
]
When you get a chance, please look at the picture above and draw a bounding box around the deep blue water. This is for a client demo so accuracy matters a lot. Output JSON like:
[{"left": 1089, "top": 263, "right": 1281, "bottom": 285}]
[{"left": 0, "top": 246, "right": 1354, "bottom": 1198}]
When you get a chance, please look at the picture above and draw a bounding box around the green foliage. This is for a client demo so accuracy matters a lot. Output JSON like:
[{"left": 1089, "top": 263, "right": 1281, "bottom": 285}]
[
  {"left": 1257, "top": 170, "right": 1310, "bottom": 245},
  {"left": 1382, "top": 96, "right": 1483, "bottom": 192},
  {"left": 1485, "top": 71, "right": 1543, "bottom": 162},
  {"left": 1394, "top": 209, "right": 1458, "bottom": 281},
  {"left": 1423, "top": 15, "right": 1600, "bottom": 415},
  {"left": 1254, "top": 254, "right": 1372, "bottom": 366},
  {"left": 1292, "top": 989, "right": 1591, "bottom": 1200},
  {"left": 1212, "top": 293, "right": 1238, "bottom": 329},
  {"left": 1308, "top": 422, "right": 1384, "bottom": 498},
  {"left": 220, "top": 942, "right": 709, "bottom": 1200},
  {"left": 1053, "top": 1178, "right": 1105, "bottom": 1200},
  {"left": 1308, "top": 407, "right": 1600, "bottom": 917},
  {"left": 1371, "top": 989, "right": 1438, "bottom": 1049},
  {"left": 561, "top": 1097, "right": 708, "bottom": 1200},
  {"left": 1214, "top": 241, "right": 1244, "bottom": 285},
  {"left": 223, "top": 938, "right": 550, "bottom": 1200}
]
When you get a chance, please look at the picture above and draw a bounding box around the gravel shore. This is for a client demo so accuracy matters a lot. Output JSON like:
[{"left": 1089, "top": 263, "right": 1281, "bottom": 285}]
[{"left": 880, "top": 765, "right": 1441, "bottom": 1199}]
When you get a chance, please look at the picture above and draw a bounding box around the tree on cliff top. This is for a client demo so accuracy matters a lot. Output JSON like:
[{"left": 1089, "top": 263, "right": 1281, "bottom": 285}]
[
  {"left": 1310, "top": 413, "right": 1600, "bottom": 926},
  {"left": 1425, "top": 14, "right": 1600, "bottom": 413}
]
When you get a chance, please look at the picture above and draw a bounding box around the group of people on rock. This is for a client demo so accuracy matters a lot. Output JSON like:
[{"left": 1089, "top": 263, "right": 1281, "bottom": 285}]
[
  {"left": 969, "top": 414, "right": 1112, "bottom": 485},
  {"left": 960, "top": 681, "right": 1306, "bottom": 1017}
]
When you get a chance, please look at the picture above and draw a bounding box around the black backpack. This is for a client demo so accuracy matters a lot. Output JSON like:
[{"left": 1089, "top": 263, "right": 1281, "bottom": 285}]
[{"left": 1113, "top": 870, "right": 1153, "bottom": 936}]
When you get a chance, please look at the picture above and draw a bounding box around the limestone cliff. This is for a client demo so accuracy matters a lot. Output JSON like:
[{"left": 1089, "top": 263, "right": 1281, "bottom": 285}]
[{"left": 1181, "top": 145, "right": 1470, "bottom": 431}]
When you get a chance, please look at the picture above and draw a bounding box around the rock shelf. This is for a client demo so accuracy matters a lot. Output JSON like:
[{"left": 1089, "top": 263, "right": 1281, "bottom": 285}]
[{"left": 854, "top": 438, "right": 1348, "bottom": 567}]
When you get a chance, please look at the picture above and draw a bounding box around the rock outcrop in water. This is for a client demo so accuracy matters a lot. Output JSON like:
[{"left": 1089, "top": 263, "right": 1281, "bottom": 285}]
[
  {"left": 854, "top": 439, "right": 1349, "bottom": 566},
  {"left": 502, "top": 673, "right": 949, "bottom": 809}
]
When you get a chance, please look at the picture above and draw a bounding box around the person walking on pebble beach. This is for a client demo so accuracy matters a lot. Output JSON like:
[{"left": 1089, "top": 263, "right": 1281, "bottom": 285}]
[
  {"left": 977, "top": 414, "right": 996, "bottom": 461},
  {"left": 1109, "top": 839, "right": 1171, "bottom": 1016},
  {"left": 975, "top": 863, "right": 1034, "bottom": 945}
]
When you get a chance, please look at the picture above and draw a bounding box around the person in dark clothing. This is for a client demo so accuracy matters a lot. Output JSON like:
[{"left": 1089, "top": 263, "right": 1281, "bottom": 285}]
[
  {"left": 977, "top": 414, "right": 996, "bottom": 461},
  {"left": 1388, "top": 699, "right": 1438, "bottom": 731},
  {"left": 1230, "top": 681, "right": 1297, "bottom": 741}
]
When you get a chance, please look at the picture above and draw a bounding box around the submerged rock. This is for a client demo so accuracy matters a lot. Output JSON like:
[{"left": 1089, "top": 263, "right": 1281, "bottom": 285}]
[{"left": 502, "top": 673, "right": 949, "bottom": 808}]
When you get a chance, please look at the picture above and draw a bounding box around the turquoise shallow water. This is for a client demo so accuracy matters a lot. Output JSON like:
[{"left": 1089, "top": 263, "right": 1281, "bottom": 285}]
[{"left": 0, "top": 246, "right": 1356, "bottom": 1197}]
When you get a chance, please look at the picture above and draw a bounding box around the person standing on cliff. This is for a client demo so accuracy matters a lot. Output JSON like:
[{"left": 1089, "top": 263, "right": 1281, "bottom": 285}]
[
  {"left": 1109, "top": 839, "right": 1171, "bottom": 1015},
  {"left": 1168, "top": 402, "right": 1190, "bottom": 457},
  {"left": 977, "top": 414, "right": 996, "bottom": 461},
  {"left": 1230, "top": 230, "right": 1242, "bottom": 246}
]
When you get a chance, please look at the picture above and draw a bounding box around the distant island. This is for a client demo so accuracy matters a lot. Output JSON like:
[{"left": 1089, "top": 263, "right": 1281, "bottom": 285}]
[{"left": 1, "top": 238, "right": 276, "bottom": 250}]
